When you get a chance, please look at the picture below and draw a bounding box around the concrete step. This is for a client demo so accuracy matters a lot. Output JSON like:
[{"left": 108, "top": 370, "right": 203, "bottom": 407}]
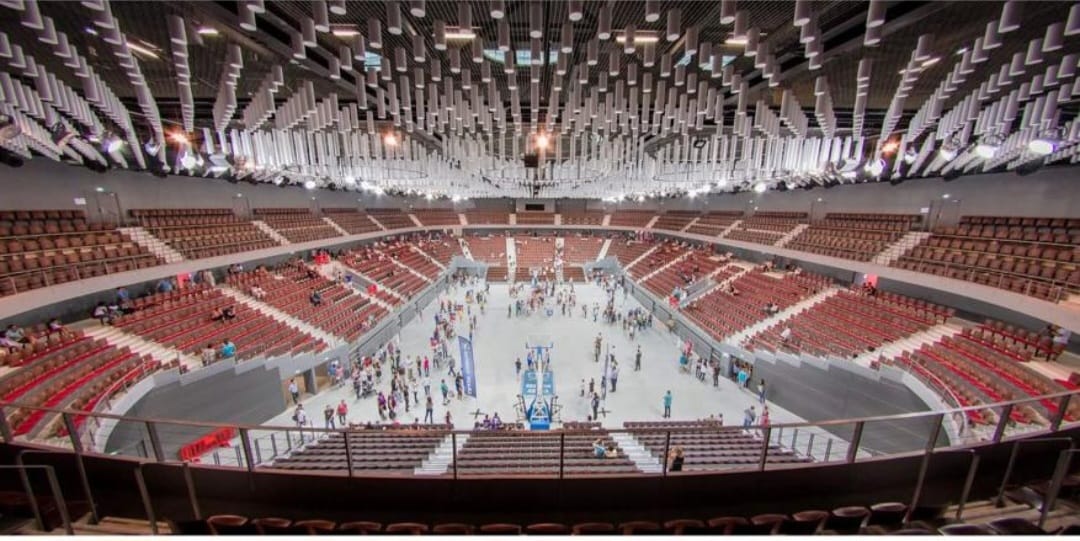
[
  {"left": 367, "top": 214, "right": 389, "bottom": 231},
  {"left": 717, "top": 219, "right": 743, "bottom": 239},
  {"left": 644, "top": 215, "right": 660, "bottom": 229},
  {"left": 322, "top": 216, "right": 350, "bottom": 236},
  {"left": 681, "top": 216, "right": 701, "bottom": 232},
  {"left": 252, "top": 220, "right": 291, "bottom": 245},
  {"left": 610, "top": 432, "right": 663, "bottom": 473},
  {"left": 407, "top": 213, "right": 423, "bottom": 227},
  {"left": 412, "top": 245, "right": 448, "bottom": 271},
  {"left": 623, "top": 245, "right": 659, "bottom": 272},
  {"left": 774, "top": 223, "right": 810, "bottom": 247},
  {"left": 872, "top": 231, "right": 933, "bottom": 265},
  {"left": 597, "top": 238, "right": 613, "bottom": 260},
  {"left": 218, "top": 285, "right": 343, "bottom": 347},
  {"left": 82, "top": 323, "right": 199, "bottom": 369},
  {"left": 118, "top": 226, "right": 185, "bottom": 264},
  {"left": 639, "top": 251, "right": 693, "bottom": 282}
]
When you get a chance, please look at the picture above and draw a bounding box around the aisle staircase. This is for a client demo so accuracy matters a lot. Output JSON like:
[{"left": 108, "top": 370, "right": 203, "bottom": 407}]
[
  {"left": 506, "top": 236, "right": 518, "bottom": 279},
  {"left": 681, "top": 216, "right": 701, "bottom": 232},
  {"left": 407, "top": 213, "right": 423, "bottom": 227},
  {"left": 322, "top": 217, "right": 350, "bottom": 236},
  {"left": 623, "top": 245, "right": 659, "bottom": 273},
  {"left": 639, "top": 251, "right": 693, "bottom": 282},
  {"left": 597, "top": 238, "right": 613, "bottom": 260},
  {"left": 852, "top": 322, "right": 966, "bottom": 366},
  {"left": 415, "top": 433, "right": 469, "bottom": 475},
  {"left": 601, "top": 214, "right": 612, "bottom": 226},
  {"left": 118, "top": 227, "right": 184, "bottom": 264},
  {"left": 644, "top": 215, "right": 660, "bottom": 229},
  {"left": 774, "top": 224, "right": 810, "bottom": 247},
  {"left": 718, "top": 219, "right": 743, "bottom": 238},
  {"left": 79, "top": 321, "right": 198, "bottom": 369},
  {"left": 367, "top": 214, "right": 388, "bottom": 231},
  {"left": 728, "top": 287, "right": 843, "bottom": 344},
  {"left": 252, "top": 220, "right": 291, "bottom": 245},
  {"left": 412, "top": 245, "right": 448, "bottom": 271},
  {"left": 323, "top": 261, "right": 399, "bottom": 310},
  {"left": 610, "top": 432, "right": 663, "bottom": 474},
  {"left": 218, "top": 286, "right": 344, "bottom": 347},
  {"left": 872, "top": 231, "right": 933, "bottom": 265}
]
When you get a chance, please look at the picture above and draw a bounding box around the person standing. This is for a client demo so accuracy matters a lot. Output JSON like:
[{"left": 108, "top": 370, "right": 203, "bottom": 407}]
[
  {"left": 743, "top": 406, "right": 757, "bottom": 428},
  {"left": 515, "top": 357, "right": 522, "bottom": 375},
  {"left": 336, "top": 400, "right": 348, "bottom": 426},
  {"left": 352, "top": 375, "right": 362, "bottom": 400},
  {"left": 662, "top": 390, "right": 672, "bottom": 418},
  {"left": 712, "top": 362, "right": 721, "bottom": 387},
  {"left": 758, "top": 379, "right": 767, "bottom": 404},
  {"left": 609, "top": 365, "right": 619, "bottom": 393},
  {"left": 424, "top": 395, "right": 434, "bottom": 424},
  {"left": 324, "top": 404, "right": 336, "bottom": 429},
  {"left": 591, "top": 392, "right": 600, "bottom": 420},
  {"left": 440, "top": 379, "right": 450, "bottom": 405},
  {"left": 288, "top": 379, "right": 300, "bottom": 404},
  {"left": 634, "top": 346, "right": 642, "bottom": 372},
  {"left": 292, "top": 404, "right": 307, "bottom": 429}
]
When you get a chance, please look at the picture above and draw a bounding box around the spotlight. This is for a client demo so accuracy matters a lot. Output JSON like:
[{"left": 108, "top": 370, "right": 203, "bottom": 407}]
[
  {"left": 881, "top": 139, "right": 900, "bottom": 155},
  {"left": 753, "top": 182, "right": 767, "bottom": 193},
  {"left": 169, "top": 131, "right": 189, "bottom": 145},
  {"left": 383, "top": 132, "right": 399, "bottom": 146},
  {"left": 304, "top": 179, "right": 317, "bottom": 190},
  {"left": 535, "top": 133, "right": 549, "bottom": 150},
  {"left": 974, "top": 135, "right": 1001, "bottom": 159}
]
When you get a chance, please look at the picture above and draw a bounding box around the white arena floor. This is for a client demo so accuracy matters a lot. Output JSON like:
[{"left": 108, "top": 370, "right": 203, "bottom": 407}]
[{"left": 259, "top": 280, "right": 811, "bottom": 431}]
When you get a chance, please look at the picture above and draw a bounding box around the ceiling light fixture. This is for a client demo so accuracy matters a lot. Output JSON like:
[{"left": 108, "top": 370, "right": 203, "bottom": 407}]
[
  {"left": 127, "top": 41, "right": 160, "bottom": 59},
  {"left": 196, "top": 26, "right": 219, "bottom": 36},
  {"left": 444, "top": 29, "right": 476, "bottom": 40},
  {"left": 615, "top": 33, "right": 659, "bottom": 44},
  {"left": 331, "top": 27, "right": 360, "bottom": 38}
]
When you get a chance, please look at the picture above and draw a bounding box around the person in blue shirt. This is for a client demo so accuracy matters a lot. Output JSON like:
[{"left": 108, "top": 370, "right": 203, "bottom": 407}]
[
  {"left": 116, "top": 287, "right": 130, "bottom": 303},
  {"left": 220, "top": 339, "right": 236, "bottom": 359},
  {"left": 156, "top": 278, "right": 173, "bottom": 293},
  {"left": 662, "top": 390, "right": 673, "bottom": 418}
]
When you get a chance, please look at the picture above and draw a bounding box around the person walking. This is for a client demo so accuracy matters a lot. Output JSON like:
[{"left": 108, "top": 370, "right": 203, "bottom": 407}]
[
  {"left": 440, "top": 379, "right": 450, "bottom": 405},
  {"left": 712, "top": 362, "right": 721, "bottom": 387},
  {"left": 292, "top": 404, "right": 306, "bottom": 429},
  {"left": 336, "top": 400, "right": 348, "bottom": 426},
  {"left": 515, "top": 357, "right": 522, "bottom": 375},
  {"left": 634, "top": 346, "right": 642, "bottom": 371},
  {"left": 662, "top": 390, "right": 673, "bottom": 418},
  {"left": 591, "top": 392, "right": 600, "bottom": 420},
  {"left": 352, "top": 375, "right": 362, "bottom": 400},
  {"left": 424, "top": 395, "right": 434, "bottom": 424},
  {"left": 609, "top": 365, "right": 619, "bottom": 393},
  {"left": 743, "top": 406, "right": 757, "bottom": 428},
  {"left": 324, "top": 404, "right": 336, "bottom": 429},
  {"left": 758, "top": 379, "right": 767, "bottom": 404},
  {"left": 288, "top": 379, "right": 300, "bottom": 404}
]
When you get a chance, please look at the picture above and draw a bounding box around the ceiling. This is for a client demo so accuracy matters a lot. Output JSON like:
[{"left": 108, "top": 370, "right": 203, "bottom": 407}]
[{"left": 0, "top": 0, "right": 1077, "bottom": 199}]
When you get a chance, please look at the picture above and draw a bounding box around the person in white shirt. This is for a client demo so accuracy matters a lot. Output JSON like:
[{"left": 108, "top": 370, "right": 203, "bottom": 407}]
[
  {"left": 779, "top": 327, "right": 792, "bottom": 342},
  {"left": 201, "top": 344, "right": 216, "bottom": 366}
]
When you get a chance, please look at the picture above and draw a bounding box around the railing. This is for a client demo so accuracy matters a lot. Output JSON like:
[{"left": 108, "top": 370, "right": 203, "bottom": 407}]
[
  {"left": 1, "top": 253, "right": 161, "bottom": 296},
  {"left": 1, "top": 390, "right": 1076, "bottom": 480},
  {"left": 893, "top": 256, "right": 1071, "bottom": 303}
]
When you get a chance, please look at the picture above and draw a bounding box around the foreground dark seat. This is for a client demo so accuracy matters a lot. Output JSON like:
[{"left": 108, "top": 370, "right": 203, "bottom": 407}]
[
  {"left": 384, "top": 522, "right": 430, "bottom": 535},
  {"left": 207, "top": 515, "right": 255, "bottom": 535},
  {"left": 571, "top": 522, "right": 615, "bottom": 535},
  {"left": 868, "top": 502, "right": 909, "bottom": 530},
  {"left": 432, "top": 523, "right": 475, "bottom": 535},
  {"left": 526, "top": 522, "right": 570, "bottom": 535},
  {"left": 479, "top": 523, "right": 523, "bottom": 535},
  {"left": 895, "top": 528, "right": 935, "bottom": 535},
  {"left": 294, "top": 519, "right": 336, "bottom": 535},
  {"left": 782, "top": 510, "right": 829, "bottom": 535},
  {"left": 618, "top": 521, "right": 661, "bottom": 535},
  {"left": 987, "top": 517, "right": 1047, "bottom": 535},
  {"left": 706, "top": 517, "right": 748, "bottom": 534},
  {"left": 939, "top": 523, "right": 995, "bottom": 535},
  {"left": 336, "top": 521, "right": 382, "bottom": 535},
  {"left": 747, "top": 513, "right": 786, "bottom": 535},
  {"left": 252, "top": 517, "right": 292, "bottom": 535},
  {"left": 664, "top": 519, "right": 706, "bottom": 535},
  {"left": 827, "top": 506, "right": 870, "bottom": 534}
]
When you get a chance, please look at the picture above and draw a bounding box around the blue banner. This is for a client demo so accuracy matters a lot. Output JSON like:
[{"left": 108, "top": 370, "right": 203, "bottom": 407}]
[{"left": 458, "top": 336, "right": 477, "bottom": 398}]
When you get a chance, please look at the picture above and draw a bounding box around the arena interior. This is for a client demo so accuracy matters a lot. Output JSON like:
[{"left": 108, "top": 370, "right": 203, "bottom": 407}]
[{"left": 0, "top": 0, "right": 1079, "bottom": 536}]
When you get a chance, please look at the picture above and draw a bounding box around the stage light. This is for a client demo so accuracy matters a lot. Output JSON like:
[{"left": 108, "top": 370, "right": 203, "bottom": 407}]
[
  {"left": 535, "top": 133, "right": 549, "bottom": 150},
  {"left": 169, "top": 131, "right": 189, "bottom": 145},
  {"left": 881, "top": 139, "right": 900, "bottom": 155},
  {"left": 383, "top": 132, "right": 399, "bottom": 146},
  {"left": 304, "top": 179, "right": 317, "bottom": 190}
]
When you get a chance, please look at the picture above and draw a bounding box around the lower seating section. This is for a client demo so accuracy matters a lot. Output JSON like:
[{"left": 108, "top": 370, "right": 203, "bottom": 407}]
[
  {"left": 338, "top": 247, "right": 421, "bottom": 301},
  {"left": 627, "top": 241, "right": 687, "bottom": 280},
  {"left": 787, "top": 213, "right": 920, "bottom": 262},
  {"left": 514, "top": 236, "right": 555, "bottom": 269},
  {"left": 642, "top": 249, "right": 727, "bottom": 298},
  {"left": 465, "top": 211, "right": 510, "bottom": 225},
  {"left": 464, "top": 235, "right": 508, "bottom": 265},
  {"left": 686, "top": 211, "right": 743, "bottom": 236},
  {"left": 415, "top": 235, "right": 462, "bottom": 266},
  {"left": 412, "top": 209, "right": 460, "bottom": 227},
  {"left": 652, "top": 211, "right": 700, "bottom": 232},
  {"left": 367, "top": 209, "right": 416, "bottom": 230},
  {"left": 452, "top": 430, "right": 640, "bottom": 475},
  {"left": 515, "top": 212, "right": 555, "bottom": 225},
  {"left": 744, "top": 290, "right": 949, "bottom": 359},
  {"left": 560, "top": 210, "right": 606, "bottom": 226},
  {"left": 227, "top": 266, "right": 386, "bottom": 342},
  {"left": 560, "top": 235, "right": 604, "bottom": 264},
  {"left": 609, "top": 210, "right": 656, "bottom": 228},
  {"left": 723, "top": 212, "right": 807, "bottom": 246},
  {"left": 132, "top": 208, "right": 276, "bottom": 260},
  {"left": 626, "top": 421, "right": 810, "bottom": 471},
  {"left": 384, "top": 241, "right": 441, "bottom": 280},
  {"left": 321, "top": 208, "right": 381, "bottom": 234},
  {"left": 115, "top": 285, "right": 326, "bottom": 360},
  {"left": 684, "top": 271, "right": 830, "bottom": 341},
  {"left": 1, "top": 332, "right": 163, "bottom": 439},
  {"left": 563, "top": 266, "right": 585, "bottom": 282},
  {"left": 606, "top": 238, "right": 653, "bottom": 266},
  {"left": 270, "top": 428, "right": 447, "bottom": 473},
  {"left": 1, "top": 209, "right": 161, "bottom": 296},
  {"left": 970, "top": 319, "right": 1066, "bottom": 360},
  {"left": 253, "top": 209, "right": 342, "bottom": 243},
  {"left": 486, "top": 267, "right": 508, "bottom": 282}
]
